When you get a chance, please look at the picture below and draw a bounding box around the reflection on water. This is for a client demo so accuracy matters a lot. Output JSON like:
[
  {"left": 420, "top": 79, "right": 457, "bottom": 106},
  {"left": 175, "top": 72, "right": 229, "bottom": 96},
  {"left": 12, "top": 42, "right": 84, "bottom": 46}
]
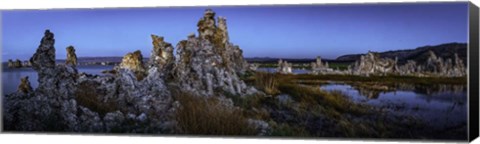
[
  {"left": 320, "top": 83, "right": 467, "bottom": 129},
  {"left": 256, "top": 67, "right": 310, "bottom": 74},
  {"left": 2, "top": 65, "right": 114, "bottom": 95}
]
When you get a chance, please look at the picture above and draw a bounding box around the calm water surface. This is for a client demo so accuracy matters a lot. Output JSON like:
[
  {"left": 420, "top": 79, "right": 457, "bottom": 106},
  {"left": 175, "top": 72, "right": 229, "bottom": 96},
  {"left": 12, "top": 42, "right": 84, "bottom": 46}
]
[
  {"left": 320, "top": 84, "right": 467, "bottom": 129},
  {"left": 256, "top": 67, "right": 310, "bottom": 74},
  {"left": 2, "top": 65, "right": 114, "bottom": 95}
]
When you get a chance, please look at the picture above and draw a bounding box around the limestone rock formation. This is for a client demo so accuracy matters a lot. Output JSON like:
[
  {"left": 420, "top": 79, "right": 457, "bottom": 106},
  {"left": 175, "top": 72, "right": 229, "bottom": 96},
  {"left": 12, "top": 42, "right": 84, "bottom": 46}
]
[
  {"left": 174, "top": 9, "right": 255, "bottom": 96},
  {"left": 451, "top": 53, "right": 466, "bottom": 76},
  {"left": 30, "top": 29, "right": 56, "bottom": 70},
  {"left": 423, "top": 51, "right": 466, "bottom": 77},
  {"left": 7, "top": 59, "right": 14, "bottom": 68},
  {"left": 7, "top": 59, "right": 23, "bottom": 68},
  {"left": 396, "top": 60, "right": 418, "bottom": 75},
  {"left": 197, "top": 9, "right": 216, "bottom": 41},
  {"left": 277, "top": 59, "right": 292, "bottom": 74},
  {"left": 22, "top": 60, "right": 32, "bottom": 67},
  {"left": 17, "top": 76, "right": 33, "bottom": 93},
  {"left": 310, "top": 56, "right": 334, "bottom": 74},
  {"left": 5, "top": 30, "right": 80, "bottom": 131},
  {"left": 149, "top": 34, "right": 175, "bottom": 77},
  {"left": 424, "top": 50, "right": 444, "bottom": 73},
  {"left": 118, "top": 50, "right": 146, "bottom": 80},
  {"left": 4, "top": 9, "right": 263, "bottom": 134},
  {"left": 352, "top": 52, "right": 397, "bottom": 76},
  {"left": 249, "top": 63, "right": 259, "bottom": 71},
  {"left": 5, "top": 30, "right": 176, "bottom": 133},
  {"left": 349, "top": 50, "right": 466, "bottom": 77},
  {"left": 65, "top": 45, "right": 78, "bottom": 66}
]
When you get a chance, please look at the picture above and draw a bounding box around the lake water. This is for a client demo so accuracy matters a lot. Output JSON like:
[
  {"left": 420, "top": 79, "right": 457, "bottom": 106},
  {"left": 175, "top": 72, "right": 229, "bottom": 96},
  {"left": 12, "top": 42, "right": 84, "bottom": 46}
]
[
  {"left": 2, "top": 65, "right": 114, "bottom": 95},
  {"left": 320, "top": 83, "right": 467, "bottom": 129},
  {"left": 256, "top": 67, "right": 310, "bottom": 74}
]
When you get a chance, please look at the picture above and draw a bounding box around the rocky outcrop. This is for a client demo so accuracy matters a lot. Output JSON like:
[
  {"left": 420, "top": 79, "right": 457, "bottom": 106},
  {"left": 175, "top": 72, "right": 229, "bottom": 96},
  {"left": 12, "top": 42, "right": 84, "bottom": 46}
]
[
  {"left": 65, "top": 45, "right": 78, "bottom": 66},
  {"left": 30, "top": 30, "right": 56, "bottom": 70},
  {"left": 422, "top": 51, "right": 465, "bottom": 77},
  {"left": 7, "top": 59, "right": 14, "bottom": 68},
  {"left": 118, "top": 50, "right": 146, "bottom": 80},
  {"left": 351, "top": 52, "right": 397, "bottom": 76},
  {"left": 149, "top": 35, "right": 175, "bottom": 78},
  {"left": 336, "top": 43, "right": 467, "bottom": 65},
  {"left": 7, "top": 59, "right": 23, "bottom": 68},
  {"left": 310, "top": 56, "right": 334, "bottom": 74},
  {"left": 5, "top": 30, "right": 80, "bottom": 131},
  {"left": 4, "top": 30, "right": 176, "bottom": 133},
  {"left": 396, "top": 60, "right": 419, "bottom": 76},
  {"left": 277, "top": 59, "right": 292, "bottom": 74},
  {"left": 173, "top": 9, "right": 255, "bottom": 96},
  {"left": 348, "top": 50, "right": 466, "bottom": 77},
  {"left": 14, "top": 59, "right": 23, "bottom": 68},
  {"left": 4, "top": 9, "right": 263, "bottom": 134},
  {"left": 451, "top": 53, "right": 466, "bottom": 76},
  {"left": 197, "top": 9, "right": 216, "bottom": 41}
]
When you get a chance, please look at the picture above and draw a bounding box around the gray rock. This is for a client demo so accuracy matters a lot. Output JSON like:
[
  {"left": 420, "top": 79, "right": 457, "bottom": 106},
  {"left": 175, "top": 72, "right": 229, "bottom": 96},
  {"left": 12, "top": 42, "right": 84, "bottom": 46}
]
[
  {"left": 30, "top": 29, "right": 56, "bottom": 70},
  {"left": 149, "top": 35, "right": 175, "bottom": 78},
  {"left": 276, "top": 59, "right": 292, "bottom": 74},
  {"left": 65, "top": 45, "right": 78, "bottom": 66},
  {"left": 247, "top": 119, "right": 270, "bottom": 136},
  {"left": 4, "top": 9, "right": 257, "bottom": 133},
  {"left": 173, "top": 9, "right": 255, "bottom": 96},
  {"left": 352, "top": 51, "right": 397, "bottom": 76}
]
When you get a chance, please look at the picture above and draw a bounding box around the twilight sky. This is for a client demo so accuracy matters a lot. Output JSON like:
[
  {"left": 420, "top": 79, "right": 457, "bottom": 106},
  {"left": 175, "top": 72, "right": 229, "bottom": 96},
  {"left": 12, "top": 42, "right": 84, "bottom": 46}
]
[{"left": 1, "top": 2, "right": 469, "bottom": 61}]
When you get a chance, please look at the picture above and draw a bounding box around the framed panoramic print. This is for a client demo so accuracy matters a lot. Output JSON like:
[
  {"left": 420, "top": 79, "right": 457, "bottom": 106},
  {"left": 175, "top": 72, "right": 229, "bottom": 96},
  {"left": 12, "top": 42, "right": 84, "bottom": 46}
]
[{"left": 1, "top": 1, "right": 479, "bottom": 143}]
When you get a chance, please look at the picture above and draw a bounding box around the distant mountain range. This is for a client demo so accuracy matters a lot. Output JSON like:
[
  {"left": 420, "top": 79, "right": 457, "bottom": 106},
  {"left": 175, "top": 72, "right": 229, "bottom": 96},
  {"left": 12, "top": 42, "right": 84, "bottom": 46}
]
[
  {"left": 336, "top": 42, "right": 467, "bottom": 65},
  {"left": 244, "top": 42, "right": 467, "bottom": 64}
]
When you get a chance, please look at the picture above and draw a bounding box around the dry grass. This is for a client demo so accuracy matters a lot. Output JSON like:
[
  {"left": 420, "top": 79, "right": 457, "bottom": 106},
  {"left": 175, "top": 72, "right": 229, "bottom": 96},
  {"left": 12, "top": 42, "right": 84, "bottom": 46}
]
[
  {"left": 174, "top": 92, "right": 257, "bottom": 136},
  {"left": 75, "top": 81, "right": 117, "bottom": 116},
  {"left": 254, "top": 72, "right": 280, "bottom": 95}
]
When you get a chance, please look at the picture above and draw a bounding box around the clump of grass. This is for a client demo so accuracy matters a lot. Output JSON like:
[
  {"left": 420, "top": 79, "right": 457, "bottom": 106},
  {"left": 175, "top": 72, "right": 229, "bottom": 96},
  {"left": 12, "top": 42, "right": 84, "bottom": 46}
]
[
  {"left": 174, "top": 92, "right": 257, "bottom": 135},
  {"left": 75, "top": 81, "right": 117, "bottom": 117},
  {"left": 225, "top": 92, "right": 265, "bottom": 109},
  {"left": 254, "top": 72, "right": 280, "bottom": 95}
]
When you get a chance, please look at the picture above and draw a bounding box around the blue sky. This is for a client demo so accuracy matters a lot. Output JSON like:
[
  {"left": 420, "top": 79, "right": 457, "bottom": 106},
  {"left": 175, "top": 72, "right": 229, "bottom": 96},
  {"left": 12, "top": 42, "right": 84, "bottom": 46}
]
[{"left": 1, "top": 2, "right": 469, "bottom": 61}]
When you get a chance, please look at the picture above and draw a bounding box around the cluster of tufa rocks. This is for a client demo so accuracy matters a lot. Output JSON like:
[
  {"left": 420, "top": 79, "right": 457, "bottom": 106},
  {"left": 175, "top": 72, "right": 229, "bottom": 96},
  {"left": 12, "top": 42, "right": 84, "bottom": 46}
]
[
  {"left": 65, "top": 45, "right": 78, "bottom": 66},
  {"left": 421, "top": 51, "right": 466, "bottom": 77},
  {"left": 310, "top": 56, "right": 334, "bottom": 74},
  {"left": 149, "top": 34, "right": 175, "bottom": 77},
  {"left": 347, "top": 51, "right": 466, "bottom": 77},
  {"left": 276, "top": 59, "right": 292, "bottom": 74},
  {"left": 4, "top": 9, "right": 266, "bottom": 134},
  {"left": 351, "top": 51, "right": 397, "bottom": 76},
  {"left": 7, "top": 59, "right": 22, "bottom": 68},
  {"left": 174, "top": 9, "right": 255, "bottom": 96}
]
